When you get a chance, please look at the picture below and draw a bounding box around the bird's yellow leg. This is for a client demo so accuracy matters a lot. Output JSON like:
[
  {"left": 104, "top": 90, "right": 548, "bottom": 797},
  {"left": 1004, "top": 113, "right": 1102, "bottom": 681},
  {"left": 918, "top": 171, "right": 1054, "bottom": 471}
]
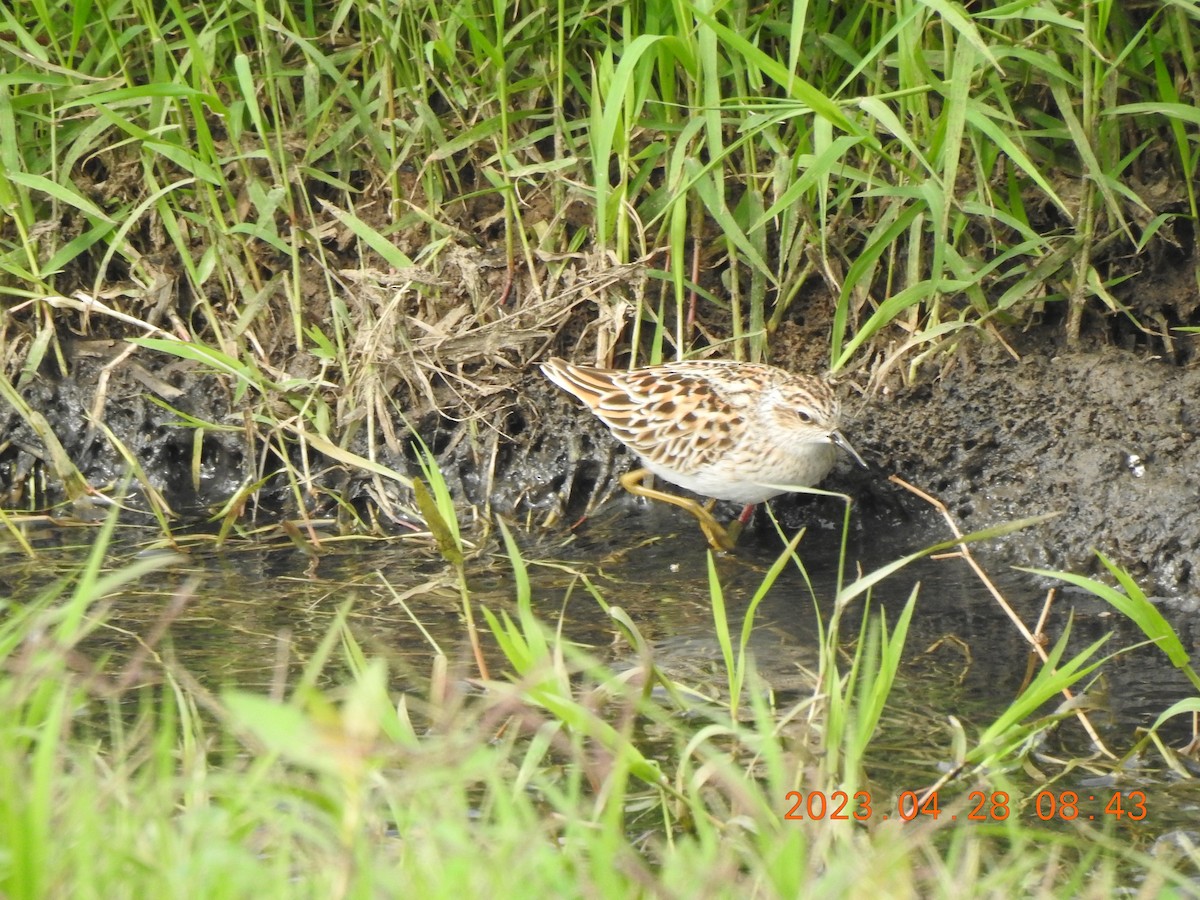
[
  {"left": 724, "top": 519, "right": 745, "bottom": 545},
  {"left": 618, "top": 468, "right": 736, "bottom": 551},
  {"left": 723, "top": 503, "right": 757, "bottom": 545}
]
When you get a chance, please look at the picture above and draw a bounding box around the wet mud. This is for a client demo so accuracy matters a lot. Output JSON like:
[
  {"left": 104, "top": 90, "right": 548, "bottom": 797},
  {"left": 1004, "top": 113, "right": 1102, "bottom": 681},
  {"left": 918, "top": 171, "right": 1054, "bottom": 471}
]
[
  {"left": 853, "top": 341, "right": 1200, "bottom": 606},
  {"left": 5, "top": 328, "right": 1198, "bottom": 608},
  {"left": 4, "top": 230, "right": 1200, "bottom": 617}
]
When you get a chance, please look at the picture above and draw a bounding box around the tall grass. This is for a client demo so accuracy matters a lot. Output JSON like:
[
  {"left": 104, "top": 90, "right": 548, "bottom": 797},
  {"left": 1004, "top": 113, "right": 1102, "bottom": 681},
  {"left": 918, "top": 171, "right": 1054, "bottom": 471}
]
[
  {"left": 2, "top": 0, "right": 1197, "bottom": 525},
  {"left": 0, "top": 4, "right": 1190, "bottom": 347}
]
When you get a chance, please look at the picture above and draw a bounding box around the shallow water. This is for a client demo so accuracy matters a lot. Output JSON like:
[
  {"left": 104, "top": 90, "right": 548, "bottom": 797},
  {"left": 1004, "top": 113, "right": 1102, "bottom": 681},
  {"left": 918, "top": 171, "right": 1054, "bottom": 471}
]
[{"left": 5, "top": 498, "right": 1200, "bottom": 843}]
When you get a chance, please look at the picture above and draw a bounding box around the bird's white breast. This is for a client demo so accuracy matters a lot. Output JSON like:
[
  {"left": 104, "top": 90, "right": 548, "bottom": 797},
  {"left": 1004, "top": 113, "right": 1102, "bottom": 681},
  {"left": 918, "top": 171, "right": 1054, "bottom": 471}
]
[{"left": 639, "top": 439, "right": 836, "bottom": 505}]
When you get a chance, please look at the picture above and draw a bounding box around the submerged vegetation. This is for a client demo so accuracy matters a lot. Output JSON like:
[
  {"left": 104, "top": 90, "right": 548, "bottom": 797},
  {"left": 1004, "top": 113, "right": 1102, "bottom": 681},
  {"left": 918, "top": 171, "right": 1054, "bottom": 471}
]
[{"left": 2, "top": 0, "right": 1200, "bottom": 894}]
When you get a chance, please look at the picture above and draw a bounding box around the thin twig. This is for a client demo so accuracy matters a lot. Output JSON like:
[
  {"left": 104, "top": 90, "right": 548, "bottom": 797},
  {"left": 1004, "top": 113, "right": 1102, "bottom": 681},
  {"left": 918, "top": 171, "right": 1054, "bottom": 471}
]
[{"left": 889, "top": 475, "right": 1116, "bottom": 759}]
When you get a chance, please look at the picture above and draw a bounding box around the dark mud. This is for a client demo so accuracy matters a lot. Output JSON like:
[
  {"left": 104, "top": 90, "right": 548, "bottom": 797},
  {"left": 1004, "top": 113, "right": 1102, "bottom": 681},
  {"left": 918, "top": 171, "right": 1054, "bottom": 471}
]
[
  {"left": 3, "top": 324, "right": 1198, "bottom": 607},
  {"left": 0, "top": 250, "right": 1195, "bottom": 619},
  {"left": 852, "top": 341, "right": 1200, "bottom": 606},
  {"left": 463, "top": 335, "right": 1200, "bottom": 612}
]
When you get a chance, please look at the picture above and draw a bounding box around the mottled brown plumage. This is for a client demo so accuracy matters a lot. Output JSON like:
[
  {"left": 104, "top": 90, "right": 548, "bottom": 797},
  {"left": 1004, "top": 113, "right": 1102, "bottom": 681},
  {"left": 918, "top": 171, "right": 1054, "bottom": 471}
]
[{"left": 541, "top": 357, "right": 864, "bottom": 548}]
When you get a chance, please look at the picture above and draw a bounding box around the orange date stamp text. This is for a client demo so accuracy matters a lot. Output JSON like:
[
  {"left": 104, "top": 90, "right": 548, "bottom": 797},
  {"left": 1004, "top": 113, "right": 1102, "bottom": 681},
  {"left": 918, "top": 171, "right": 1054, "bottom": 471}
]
[{"left": 783, "top": 789, "right": 1148, "bottom": 822}]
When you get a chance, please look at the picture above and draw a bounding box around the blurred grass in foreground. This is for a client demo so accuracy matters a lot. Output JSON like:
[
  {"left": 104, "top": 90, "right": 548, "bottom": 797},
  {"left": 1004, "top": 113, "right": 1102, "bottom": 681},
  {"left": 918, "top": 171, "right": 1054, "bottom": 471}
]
[{"left": 1, "top": 503, "right": 1197, "bottom": 897}]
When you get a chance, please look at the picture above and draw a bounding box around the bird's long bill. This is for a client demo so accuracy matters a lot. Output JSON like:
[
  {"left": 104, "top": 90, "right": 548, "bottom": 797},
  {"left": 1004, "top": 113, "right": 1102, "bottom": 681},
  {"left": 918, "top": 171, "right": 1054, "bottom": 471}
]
[{"left": 831, "top": 430, "right": 867, "bottom": 468}]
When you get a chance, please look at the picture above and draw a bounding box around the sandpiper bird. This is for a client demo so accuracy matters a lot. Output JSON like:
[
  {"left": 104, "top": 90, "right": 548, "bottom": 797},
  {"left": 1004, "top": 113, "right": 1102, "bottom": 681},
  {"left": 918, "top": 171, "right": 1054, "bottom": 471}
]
[{"left": 540, "top": 357, "right": 865, "bottom": 550}]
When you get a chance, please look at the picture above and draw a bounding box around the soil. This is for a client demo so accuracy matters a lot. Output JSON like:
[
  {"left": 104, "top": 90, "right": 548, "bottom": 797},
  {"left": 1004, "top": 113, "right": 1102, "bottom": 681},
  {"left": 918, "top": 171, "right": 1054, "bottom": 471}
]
[
  {"left": 846, "top": 340, "right": 1200, "bottom": 605},
  {"left": 508, "top": 331, "right": 1200, "bottom": 608},
  {"left": 3, "top": 262, "right": 1199, "bottom": 607}
]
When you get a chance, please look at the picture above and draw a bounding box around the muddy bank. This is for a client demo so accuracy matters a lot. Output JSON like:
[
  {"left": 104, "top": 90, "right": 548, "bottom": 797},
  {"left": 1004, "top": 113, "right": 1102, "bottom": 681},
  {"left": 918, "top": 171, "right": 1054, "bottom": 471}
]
[
  {"left": 3, "top": 335, "right": 1198, "bottom": 605},
  {"left": 849, "top": 343, "right": 1200, "bottom": 604},
  {"left": 500, "top": 340, "right": 1200, "bottom": 605}
]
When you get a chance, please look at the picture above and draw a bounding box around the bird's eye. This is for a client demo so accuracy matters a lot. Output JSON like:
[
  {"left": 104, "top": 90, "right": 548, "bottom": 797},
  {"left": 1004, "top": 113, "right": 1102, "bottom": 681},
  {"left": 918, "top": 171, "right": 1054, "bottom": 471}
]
[{"left": 796, "top": 410, "right": 814, "bottom": 424}]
